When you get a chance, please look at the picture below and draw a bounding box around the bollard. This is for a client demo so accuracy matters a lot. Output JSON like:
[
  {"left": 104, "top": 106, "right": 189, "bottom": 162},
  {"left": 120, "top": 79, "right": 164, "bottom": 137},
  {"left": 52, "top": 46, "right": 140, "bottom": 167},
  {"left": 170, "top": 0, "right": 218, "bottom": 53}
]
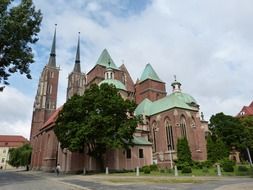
[
  {"left": 106, "top": 167, "right": 109, "bottom": 175},
  {"left": 136, "top": 166, "right": 139, "bottom": 176},
  {"left": 217, "top": 164, "right": 222, "bottom": 176},
  {"left": 83, "top": 168, "right": 86, "bottom": 175},
  {"left": 174, "top": 165, "right": 178, "bottom": 177}
]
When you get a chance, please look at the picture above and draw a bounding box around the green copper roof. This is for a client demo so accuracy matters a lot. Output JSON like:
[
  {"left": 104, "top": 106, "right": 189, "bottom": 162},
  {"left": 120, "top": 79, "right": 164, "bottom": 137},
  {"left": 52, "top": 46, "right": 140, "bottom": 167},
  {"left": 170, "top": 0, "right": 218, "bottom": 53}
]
[
  {"left": 99, "top": 79, "right": 126, "bottom": 91},
  {"left": 134, "top": 98, "right": 152, "bottom": 116},
  {"left": 132, "top": 136, "right": 152, "bottom": 146},
  {"left": 135, "top": 92, "right": 198, "bottom": 116},
  {"left": 96, "top": 49, "right": 118, "bottom": 70},
  {"left": 139, "top": 63, "right": 163, "bottom": 82}
]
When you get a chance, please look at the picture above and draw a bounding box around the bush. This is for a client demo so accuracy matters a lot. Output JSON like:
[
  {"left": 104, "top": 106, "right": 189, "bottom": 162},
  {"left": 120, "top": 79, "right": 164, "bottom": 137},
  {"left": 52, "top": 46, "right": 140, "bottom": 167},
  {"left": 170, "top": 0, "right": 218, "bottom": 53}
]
[
  {"left": 193, "top": 161, "right": 203, "bottom": 169},
  {"left": 149, "top": 164, "right": 159, "bottom": 171},
  {"left": 181, "top": 166, "right": 192, "bottom": 173},
  {"left": 238, "top": 165, "right": 249, "bottom": 172},
  {"left": 202, "top": 160, "right": 213, "bottom": 168},
  {"left": 143, "top": 167, "right": 151, "bottom": 174},
  {"left": 160, "top": 169, "right": 165, "bottom": 173},
  {"left": 221, "top": 159, "right": 234, "bottom": 172}
]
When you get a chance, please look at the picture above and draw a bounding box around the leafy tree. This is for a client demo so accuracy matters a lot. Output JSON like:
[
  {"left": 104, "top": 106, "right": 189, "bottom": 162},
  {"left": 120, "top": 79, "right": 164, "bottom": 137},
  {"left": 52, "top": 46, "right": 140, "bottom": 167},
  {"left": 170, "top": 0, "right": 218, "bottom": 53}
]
[
  {"left": 176, "top": 137, "right": 192, "bottom": 168},
  {"left": 55, "top": 83, "right": 139, "bottom": 169},
  {"left": 0, "top": 0, "right": 42, "bottom": 85},
  {"left": 8, "top": 144, "right": 32, "bottom": 170},
  {"left": 207, "top": 136, "right": 228, "bottom": 163},
  {"left": 209, "top": 113, "right": 247, "bottom": 150},
  {"left": 239, "top": 116, "right": 253, "bottom": 149}
]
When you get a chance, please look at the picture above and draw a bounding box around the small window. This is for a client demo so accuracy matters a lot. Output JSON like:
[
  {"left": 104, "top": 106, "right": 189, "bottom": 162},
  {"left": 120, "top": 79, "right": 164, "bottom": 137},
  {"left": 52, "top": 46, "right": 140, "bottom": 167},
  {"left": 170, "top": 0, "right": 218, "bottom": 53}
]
[
  {"left": 139, "top": 149, "right": 144, "bottom": 158},
  {"left": 126, "top": 149, "right": 131, "bottom": 159},
  {"left": 51, "top": 72, "right": 54, "bottom": 78},
  {"left": 1, "top": 158, "right": 5, "bottom": 163}
]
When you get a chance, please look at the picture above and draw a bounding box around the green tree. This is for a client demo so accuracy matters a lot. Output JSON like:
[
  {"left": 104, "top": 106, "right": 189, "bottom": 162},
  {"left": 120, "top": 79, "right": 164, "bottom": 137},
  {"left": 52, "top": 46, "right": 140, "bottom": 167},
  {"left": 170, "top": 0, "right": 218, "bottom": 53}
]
[
  {"left": 8, "top": 144, "right": 32, "bottom": 170},
  {"left": 239, "top": 116, "right": 253, "bottom": 164},
  {"left": 176, "top": 137, "right": 192, "bottom": 167},
  {"left": 207, "top": 135, "right": 228, "bottom": 163},
  {"left": 209, "top": 113, "right": 247, "bottom": 150},
  {"left": 239, "top": 116, "right": 253, "bottom": 149},
  {"left": 0, "top": 0, "right": 42, "bottom": 85},
  {"left": 55, "top": 83, "right": 140, "bottom": 169}
]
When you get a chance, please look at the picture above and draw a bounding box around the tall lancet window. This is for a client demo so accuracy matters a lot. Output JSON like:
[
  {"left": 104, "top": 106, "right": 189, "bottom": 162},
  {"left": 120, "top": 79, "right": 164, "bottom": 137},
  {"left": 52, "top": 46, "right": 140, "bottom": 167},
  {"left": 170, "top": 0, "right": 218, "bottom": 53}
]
[
  {"left": 165, "top": 119, "right": 174, "bottom": 150},
  {"left": 180, "top": 115, "right": 187, "bottom": 138}
]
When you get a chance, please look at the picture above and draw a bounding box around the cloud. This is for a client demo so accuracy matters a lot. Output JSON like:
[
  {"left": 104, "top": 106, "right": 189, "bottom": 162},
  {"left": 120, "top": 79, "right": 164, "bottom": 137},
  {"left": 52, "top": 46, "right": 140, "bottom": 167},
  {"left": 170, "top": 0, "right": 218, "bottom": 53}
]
[
  {"left": 2, "top": 0, "right": 253, "bottom": 138},
  {"left": 0, "top": 87, "right": 33, "bottom": 139}
]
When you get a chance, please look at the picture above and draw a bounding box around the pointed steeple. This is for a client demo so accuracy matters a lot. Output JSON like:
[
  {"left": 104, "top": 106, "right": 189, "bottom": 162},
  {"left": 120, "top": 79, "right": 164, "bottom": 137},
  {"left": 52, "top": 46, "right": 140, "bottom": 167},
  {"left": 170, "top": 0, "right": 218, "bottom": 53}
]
[
  {"left": 73, "top": 32, "right": 81, "bottom": 73},
  {"left": 47, "top": 24, "right": 57, "bottom": 67},
  {"left": 96, "top": 49, "right": 118, "bottom": 69},
  {"left": 139, "top": 63, "right": 162, "bottom": 82}
]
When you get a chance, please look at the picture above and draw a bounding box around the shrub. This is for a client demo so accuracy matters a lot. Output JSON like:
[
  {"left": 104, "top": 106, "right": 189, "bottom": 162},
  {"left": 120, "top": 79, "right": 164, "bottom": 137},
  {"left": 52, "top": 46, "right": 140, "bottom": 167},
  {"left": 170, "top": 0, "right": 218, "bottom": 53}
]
[
  {"left": 149, "top": 164, "right": 159, "bottom": 171},
  {"left": 143, "top": 167, "right": 151, "bottom": 174},
  {"left": 221, "top": 159, "right": 234, "bottom": 172},
  {"left": 181, "top": 166, "right": 192, "bottom": 173},
  {"left": 237, "top": 165, "right": 249, "bottom": 172},
  {"left": 202, "top": 160, "right": 213, "bottom": 168},
  {"left": 160, "top": 169, "right": 165, "bottom": 173},
  {"left": 193, "top": 161, "right": 203, "bottom": 169}
]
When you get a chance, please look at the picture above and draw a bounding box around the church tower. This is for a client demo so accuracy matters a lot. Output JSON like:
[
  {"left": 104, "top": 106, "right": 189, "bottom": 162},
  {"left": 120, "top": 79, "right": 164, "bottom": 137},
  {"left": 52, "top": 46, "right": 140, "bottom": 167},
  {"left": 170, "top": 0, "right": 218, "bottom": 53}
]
[
  {"left": 66, "top": 33, "right": 86, "bottom": 99},
  {"left": 135, "top": 63, "right": 166, "bottom": 104},
  {"left": 30, "top": 26, "right": 60, "bottom": 140}
]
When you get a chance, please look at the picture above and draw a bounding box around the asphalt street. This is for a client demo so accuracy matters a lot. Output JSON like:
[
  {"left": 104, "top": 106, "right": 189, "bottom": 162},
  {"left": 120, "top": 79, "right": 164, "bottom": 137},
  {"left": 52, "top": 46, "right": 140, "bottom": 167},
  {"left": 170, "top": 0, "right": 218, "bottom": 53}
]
[{"left": 0, "top": 170, "right": 253, "bottom": 190}]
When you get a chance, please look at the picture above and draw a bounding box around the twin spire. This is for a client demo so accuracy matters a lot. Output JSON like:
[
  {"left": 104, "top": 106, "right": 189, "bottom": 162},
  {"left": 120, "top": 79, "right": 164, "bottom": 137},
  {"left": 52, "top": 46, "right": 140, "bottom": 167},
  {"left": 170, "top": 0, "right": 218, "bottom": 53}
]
[
  {"left": 47, "top": 25, "right": 57, "bottom": 67},
  {"left": 73, "top": 32, "right": 81, "bottom": 73},
  {"left": 47, "top": 25, "right": 81, "bottom": 73}
]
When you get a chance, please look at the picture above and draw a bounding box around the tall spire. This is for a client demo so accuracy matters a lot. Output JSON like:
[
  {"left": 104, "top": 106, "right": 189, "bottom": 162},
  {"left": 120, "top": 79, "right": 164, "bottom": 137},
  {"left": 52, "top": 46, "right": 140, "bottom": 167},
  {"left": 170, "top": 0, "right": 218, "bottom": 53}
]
[
  {"left": 73, "top": 32, "right": 81, "bottom": 72},
  {"left": 47, "top": 24, "right": 57, "bottom": 67}
]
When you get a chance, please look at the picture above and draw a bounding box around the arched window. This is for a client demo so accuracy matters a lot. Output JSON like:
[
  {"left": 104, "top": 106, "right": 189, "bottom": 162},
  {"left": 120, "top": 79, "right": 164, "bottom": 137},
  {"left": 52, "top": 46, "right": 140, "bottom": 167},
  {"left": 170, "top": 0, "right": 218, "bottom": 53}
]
[
  {"left": 191, "top": 116, "right": 196, "bottom": 128},
  {"left": 180, "top": 115, "right": 187, "bottom": 138},
  {"left": 165, "top": 119, "right": 174, "bottom": 150},
  {"left": 152, "top": 122, "right": 157, "bottom": 152}
]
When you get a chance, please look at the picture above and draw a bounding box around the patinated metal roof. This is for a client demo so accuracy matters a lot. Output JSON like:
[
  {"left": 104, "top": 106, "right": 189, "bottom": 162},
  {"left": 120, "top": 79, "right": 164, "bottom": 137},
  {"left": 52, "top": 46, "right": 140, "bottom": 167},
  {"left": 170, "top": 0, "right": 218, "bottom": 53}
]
[
  {"left": 139, "top": 63, "right": 163, "bottom": 82},
  {"left": 96, "top": 49, "right": 118, "bottom": 70}
]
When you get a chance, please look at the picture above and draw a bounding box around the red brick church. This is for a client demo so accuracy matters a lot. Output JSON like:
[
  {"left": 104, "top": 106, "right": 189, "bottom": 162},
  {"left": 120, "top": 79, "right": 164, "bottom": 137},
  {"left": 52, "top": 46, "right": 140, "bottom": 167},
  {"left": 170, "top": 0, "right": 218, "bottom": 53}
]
[{"left": 30, "top": 29, "right": 208, "bottom": 172}]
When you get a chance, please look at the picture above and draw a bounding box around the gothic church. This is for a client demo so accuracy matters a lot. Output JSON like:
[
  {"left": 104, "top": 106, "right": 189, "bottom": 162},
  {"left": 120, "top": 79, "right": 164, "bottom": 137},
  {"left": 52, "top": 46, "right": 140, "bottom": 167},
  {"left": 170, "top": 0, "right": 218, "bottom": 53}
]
[{"left": 30, "top": 29, "right": 208, "bottom": 172}]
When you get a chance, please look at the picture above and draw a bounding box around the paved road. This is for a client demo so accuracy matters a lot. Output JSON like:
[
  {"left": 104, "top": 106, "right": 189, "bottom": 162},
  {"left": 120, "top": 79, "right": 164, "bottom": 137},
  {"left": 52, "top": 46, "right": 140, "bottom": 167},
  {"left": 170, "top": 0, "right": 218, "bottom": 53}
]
[
  {"left": 0, "top": 170, "right": 252, "bottom": 190},
  {"left": 0, "top": 171, "right": 77, "bottom": 190}
]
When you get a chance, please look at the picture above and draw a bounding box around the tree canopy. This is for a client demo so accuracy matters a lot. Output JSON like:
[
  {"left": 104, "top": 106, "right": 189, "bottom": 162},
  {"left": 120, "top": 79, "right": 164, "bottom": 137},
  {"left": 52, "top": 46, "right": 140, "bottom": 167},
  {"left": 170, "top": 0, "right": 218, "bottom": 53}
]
[
  {"left": 209, "top": 112, "right": 248, "bottom": 150},
  {"left": 207, "top": 136, "right": 228, "bottom": 163},
  {"left": 0, "top": 0, "right": 42, "bottom": 85},
  {"left": 54, "top": 84, "right": 140, "bottom": 166},
  {"left": 8, "top": 143, "right": 32, "bottom": 169}
]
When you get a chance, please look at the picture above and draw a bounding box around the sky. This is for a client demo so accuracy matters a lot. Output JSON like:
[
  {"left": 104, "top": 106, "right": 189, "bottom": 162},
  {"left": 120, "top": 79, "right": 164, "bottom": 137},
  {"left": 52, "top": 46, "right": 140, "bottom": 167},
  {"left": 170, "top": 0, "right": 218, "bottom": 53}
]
[{"left": 1, "top": 0, "right": 253, "bottom": 139}]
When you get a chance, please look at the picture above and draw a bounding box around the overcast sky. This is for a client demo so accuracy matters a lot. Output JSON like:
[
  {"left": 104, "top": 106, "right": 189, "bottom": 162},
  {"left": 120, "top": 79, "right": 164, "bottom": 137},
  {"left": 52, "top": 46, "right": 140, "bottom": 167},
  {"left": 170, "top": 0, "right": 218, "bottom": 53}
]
[{"left": 1, "top": 0, "right": 253, "bottom": 139}]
